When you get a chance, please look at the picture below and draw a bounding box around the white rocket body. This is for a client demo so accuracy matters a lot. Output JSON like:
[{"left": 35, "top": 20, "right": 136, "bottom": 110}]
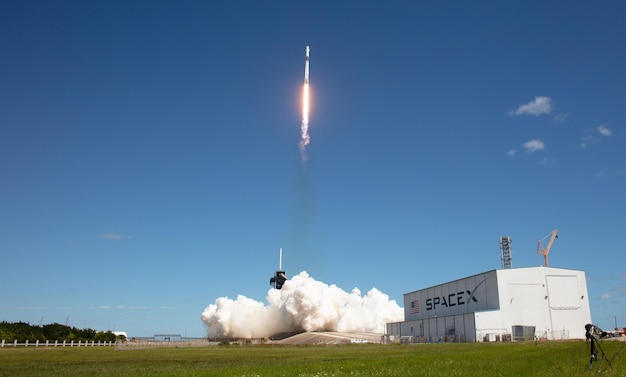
[{"left": 304, "top": 46, "right": 310, "bottom": 85}]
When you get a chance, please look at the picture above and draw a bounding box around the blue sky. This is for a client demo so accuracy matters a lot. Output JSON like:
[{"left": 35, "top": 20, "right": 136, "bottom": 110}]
[{"left": 1, "top": 1, "right": 624, "bottom": 337}]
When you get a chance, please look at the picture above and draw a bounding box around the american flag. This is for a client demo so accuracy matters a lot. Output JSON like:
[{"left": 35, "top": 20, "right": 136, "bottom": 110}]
[{"left": 410, "top": 300, "right": 420, "bottom": 314}]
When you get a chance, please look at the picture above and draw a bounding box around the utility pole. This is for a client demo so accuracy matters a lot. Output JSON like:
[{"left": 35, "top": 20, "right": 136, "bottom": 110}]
[{"left": 614, "top": 316, "right": 618, "bottom": 331}]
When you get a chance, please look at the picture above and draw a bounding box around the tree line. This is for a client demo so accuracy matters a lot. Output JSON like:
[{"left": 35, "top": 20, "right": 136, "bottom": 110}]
[{"left": 0, "top": 321, "right": 124, "bottom": 342}]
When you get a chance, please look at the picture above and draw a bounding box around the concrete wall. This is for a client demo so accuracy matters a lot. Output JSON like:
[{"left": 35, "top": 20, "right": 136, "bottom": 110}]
[{"left": 495, "top": 267, "right": 591, "bottom": 339}]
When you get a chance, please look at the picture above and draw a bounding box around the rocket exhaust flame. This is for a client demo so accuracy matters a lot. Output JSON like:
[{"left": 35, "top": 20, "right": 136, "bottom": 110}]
[
  {"left": 299, "top": 46, "right": 311, "bottom": 162},
  {"left": 299, "top": 84, "right": 310, "bottom": 160}
]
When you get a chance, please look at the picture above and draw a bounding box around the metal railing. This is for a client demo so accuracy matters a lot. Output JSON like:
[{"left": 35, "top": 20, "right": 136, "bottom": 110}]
[{"left": 1, "top": 339, "right": 116, "bottom": 347}]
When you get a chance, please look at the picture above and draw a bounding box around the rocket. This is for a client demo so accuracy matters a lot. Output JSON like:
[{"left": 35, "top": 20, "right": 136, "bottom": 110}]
[{"left": 304, "top": 46, "right": 310, "bottom": 85}]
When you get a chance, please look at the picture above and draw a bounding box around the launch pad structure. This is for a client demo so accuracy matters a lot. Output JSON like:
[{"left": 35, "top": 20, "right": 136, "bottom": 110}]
[{"left": 269, "top": 248, "right": 287, "bottom": 290}]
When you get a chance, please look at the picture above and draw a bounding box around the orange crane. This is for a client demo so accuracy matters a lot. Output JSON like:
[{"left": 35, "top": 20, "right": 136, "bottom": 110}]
[{"left": 537, "top": 229, "right": 558, "bottom": 266}]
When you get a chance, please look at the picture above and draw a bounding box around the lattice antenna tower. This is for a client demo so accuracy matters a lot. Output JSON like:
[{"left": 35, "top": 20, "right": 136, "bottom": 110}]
[{"left": 500, "top": 236, "right": 512, "bottom": 269}]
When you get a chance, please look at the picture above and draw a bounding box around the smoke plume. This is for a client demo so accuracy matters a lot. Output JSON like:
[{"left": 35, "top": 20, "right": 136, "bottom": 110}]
[{"left": 201, "top": 271, "right": 404, "bottom": 338}]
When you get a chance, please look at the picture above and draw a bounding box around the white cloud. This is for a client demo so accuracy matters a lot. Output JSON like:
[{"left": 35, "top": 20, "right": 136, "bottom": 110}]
[
  {"left": 540, "top": 157, "right": 555, "bottom": 167},
  {"left": 600, "top": 285, "right": 626, "bottom": 300},
  {"left": 552, "top": 113, "right": 568, "bottom": 122},
  {"left": 598, "top": 125, "right": 612, "bottom": 136},
  {"left": 580, "top": 125, "right": 612, "bottom": 148},
  {"left": 506, "top": 149, "right": 516, "bottom": 157},
  {"left": 509, "top": 96, "right": 553, "bottom": 116},
  {"left": 580, "top": 135, "right": 594, "bottom": 149},
  {"left": 523, "top": 139, "right": 545, "bottom": 153},
  {"left": 101, "top": 233, "right": 122, "bottom": 241}
]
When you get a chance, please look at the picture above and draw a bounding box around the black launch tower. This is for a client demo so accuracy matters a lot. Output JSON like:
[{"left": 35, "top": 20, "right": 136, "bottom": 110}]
[{"left": 269, "top": 248, "right": 287, "bottom": 289}]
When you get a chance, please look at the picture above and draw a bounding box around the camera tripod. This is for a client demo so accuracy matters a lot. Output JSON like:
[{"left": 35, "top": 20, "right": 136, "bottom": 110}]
[{"left": 588, "top": 334, "right": 612, "bottom": 370}]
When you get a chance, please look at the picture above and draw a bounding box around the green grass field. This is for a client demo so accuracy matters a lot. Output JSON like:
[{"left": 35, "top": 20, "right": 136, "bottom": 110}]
[{"left": 1, "top": 341, "right": 624, "bottom": 377}]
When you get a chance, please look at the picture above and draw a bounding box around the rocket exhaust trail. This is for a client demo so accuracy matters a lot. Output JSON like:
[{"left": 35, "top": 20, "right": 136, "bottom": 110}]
[{"left": 299, "top": 46, "right": 310, "bottom": 162}]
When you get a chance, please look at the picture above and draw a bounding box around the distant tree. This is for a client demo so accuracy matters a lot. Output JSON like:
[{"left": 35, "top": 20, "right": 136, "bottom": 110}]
[
  {"left": 94, "top": 331, "right": 117, "bottom": 342},
  {"left": 5, "top": 321, "right": 45, "bottom": 342},
  {"left": 0, "top": 321, "right": 115, "bottom": 342},
  {"left": 75, "top": 327, "right": 96, "bottom": 341},
  {"left": 0, "top": 322, "right": 14, "bottom": 340},
  {"left": 43, "top": 323, "right": 71, "bottom": 340}
]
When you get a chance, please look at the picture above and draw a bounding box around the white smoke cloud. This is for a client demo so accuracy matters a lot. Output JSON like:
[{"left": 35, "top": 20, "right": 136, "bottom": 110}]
[{"left": 201, "top": 271, "right": 404, "bottom": 338}]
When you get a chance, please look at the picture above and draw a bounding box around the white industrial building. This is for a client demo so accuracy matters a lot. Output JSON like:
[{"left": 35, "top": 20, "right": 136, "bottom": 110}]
[{"left": 386, "top": 266, "right": 591, "bottom": 342}]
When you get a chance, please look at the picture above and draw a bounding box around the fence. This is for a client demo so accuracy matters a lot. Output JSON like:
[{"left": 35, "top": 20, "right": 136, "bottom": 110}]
[
  {"left": 115, "top": 339, "right": 213, "bottom": 350},
  {"left": 1, "top": 339, "right": 116, "bottom": 348}
]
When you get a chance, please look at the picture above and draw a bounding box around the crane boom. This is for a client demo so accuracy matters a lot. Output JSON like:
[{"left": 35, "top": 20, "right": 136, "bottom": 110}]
[{"left": 537, "top": 229, "right": 558, "bottom": 266}]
